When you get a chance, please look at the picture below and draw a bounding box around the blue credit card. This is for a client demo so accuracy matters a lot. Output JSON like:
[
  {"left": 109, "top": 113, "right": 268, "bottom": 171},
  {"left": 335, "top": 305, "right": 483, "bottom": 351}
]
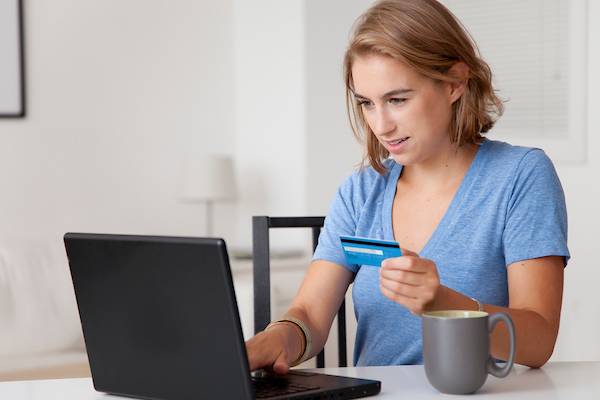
[{"left": 340, "top": 235, "right": 402, "bottom": 267}]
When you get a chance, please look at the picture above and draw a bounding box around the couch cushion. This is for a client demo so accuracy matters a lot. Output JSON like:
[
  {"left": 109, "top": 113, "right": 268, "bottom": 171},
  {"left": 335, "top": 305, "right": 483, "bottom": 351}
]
[{"left": 0, "top": 238, "right": 84, "bottom": 357}]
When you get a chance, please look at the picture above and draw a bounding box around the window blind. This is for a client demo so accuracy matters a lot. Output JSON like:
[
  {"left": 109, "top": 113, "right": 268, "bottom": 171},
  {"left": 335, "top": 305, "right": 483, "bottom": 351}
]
[{"left": 442, "top": 0, "right": 570, "bottom": 139}]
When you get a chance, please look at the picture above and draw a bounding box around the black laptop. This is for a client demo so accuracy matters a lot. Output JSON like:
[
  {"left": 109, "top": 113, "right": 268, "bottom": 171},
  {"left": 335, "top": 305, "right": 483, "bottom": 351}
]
[{"left": 64, "top": 233, "right": 381, "bottom": 399}]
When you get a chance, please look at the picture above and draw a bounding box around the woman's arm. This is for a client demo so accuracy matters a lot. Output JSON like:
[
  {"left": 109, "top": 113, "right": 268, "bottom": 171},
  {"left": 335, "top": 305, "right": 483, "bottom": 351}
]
[
  {"left": 380, "top": 254, "right": 564, "bottom": 368},
  {"left": 492, "top": 256, "right": 563, "bottom": 367},
  {"left": 428, "top": 256, "right": 563, "bottom": 367},
  {"left": 245, "top": 260, "right": 353, "bottom": 372},
  {"left": 284, "top": 260, "right": 354, "bottom": 358}
]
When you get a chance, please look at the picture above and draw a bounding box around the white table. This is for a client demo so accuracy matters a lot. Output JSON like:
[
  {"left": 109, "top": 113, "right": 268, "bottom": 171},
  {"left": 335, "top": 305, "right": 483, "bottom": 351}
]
[
  {"left": 316, "top": 362, "right": 600, "bottom": 399},
  {"left": 0, "top": 362, "right": 598, "bottom": 399}
]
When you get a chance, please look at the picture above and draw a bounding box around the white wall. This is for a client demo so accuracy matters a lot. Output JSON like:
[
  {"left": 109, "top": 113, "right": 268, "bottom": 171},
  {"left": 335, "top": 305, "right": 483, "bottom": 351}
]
[
  {"left": 0, "top": 0, "right": 236, "bottom": 243},
  {"left": 550, "top": 0, "right": 600, "bottom": 361},
  {"left": 0, "top": 0, "right": 239, "bottom": 365},
  {"left": 305, "top": 0, "right": 370, "bottom": 215},
  {"left": 232, "top": 0, "right": 309, "bottom": 251}
]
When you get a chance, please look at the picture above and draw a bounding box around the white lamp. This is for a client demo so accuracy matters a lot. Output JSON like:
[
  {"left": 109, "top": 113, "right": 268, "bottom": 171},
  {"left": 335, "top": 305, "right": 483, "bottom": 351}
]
[{"left": 179, "top": 154, "right": 237, "bottom": 236}]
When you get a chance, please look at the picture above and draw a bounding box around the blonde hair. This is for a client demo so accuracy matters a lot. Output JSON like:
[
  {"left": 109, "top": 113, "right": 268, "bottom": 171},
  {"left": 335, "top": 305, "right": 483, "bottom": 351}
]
[{"left": 344, "top": 0, "right": 504, "bottom": 174}]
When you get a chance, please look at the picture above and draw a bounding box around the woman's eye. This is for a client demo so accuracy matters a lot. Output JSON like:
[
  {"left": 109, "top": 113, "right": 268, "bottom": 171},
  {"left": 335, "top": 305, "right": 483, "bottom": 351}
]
[
  {"left": 389, "top": 98, "right": 406, "bottom": 105},
  {"left": 357, "top": 100, "right": 374, "bottom": 109}
]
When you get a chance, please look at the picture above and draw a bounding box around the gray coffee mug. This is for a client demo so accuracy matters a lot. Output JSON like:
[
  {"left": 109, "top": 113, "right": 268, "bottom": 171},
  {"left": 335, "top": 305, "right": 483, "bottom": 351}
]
[{"left": 422, "top": 310, "right": 516, "bottom": 394}]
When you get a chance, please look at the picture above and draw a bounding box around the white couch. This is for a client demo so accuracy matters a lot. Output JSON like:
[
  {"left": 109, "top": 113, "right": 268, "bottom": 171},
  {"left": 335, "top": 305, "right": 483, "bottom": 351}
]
[{"left": 0, "top": 238, "right": 89, "bottom": 381}]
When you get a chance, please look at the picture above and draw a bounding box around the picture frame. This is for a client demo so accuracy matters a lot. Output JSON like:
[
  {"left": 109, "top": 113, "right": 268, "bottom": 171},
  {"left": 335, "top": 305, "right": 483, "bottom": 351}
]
[{"left": 0, "top": 0, "right": 25, "bottom": 118}]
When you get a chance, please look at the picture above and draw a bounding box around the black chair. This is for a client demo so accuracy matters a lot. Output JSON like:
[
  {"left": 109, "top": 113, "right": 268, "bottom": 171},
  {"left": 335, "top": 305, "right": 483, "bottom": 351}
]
[{"left": 252, "top": 216, "right": 348, "bottom": 368}]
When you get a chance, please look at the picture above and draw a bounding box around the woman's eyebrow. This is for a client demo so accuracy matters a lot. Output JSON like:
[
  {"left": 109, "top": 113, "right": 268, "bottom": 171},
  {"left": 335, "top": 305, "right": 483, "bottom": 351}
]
[{"left": 353, "top": 88, "right": 414, "bottom": 101}]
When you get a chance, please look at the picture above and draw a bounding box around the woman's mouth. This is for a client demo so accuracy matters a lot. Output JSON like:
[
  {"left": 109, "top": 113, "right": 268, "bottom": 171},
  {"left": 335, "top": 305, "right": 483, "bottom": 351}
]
[
  {"left": 388, "top": 137, "right": 409, "bottom": 145},
  {"left": 386, "top": 137, "right": 410, "bottom": 153}
]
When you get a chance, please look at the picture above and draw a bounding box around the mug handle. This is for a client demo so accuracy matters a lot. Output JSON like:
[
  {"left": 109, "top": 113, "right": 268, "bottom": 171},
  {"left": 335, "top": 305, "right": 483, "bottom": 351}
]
[{"left": 487, "top": 312, "right": 516, "bottom": 378}]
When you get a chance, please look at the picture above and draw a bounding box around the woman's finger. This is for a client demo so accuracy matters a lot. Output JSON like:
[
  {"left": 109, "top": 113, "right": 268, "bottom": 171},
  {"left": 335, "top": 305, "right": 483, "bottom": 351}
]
[
  {"left": 245, "top": 331, "right": 282, "bottom": 371},
  {"left": 246, "top": 339, "right": 267, "bottom": 371},
  {"left": 380, "top": 284, "right": 427, "bottom": 315},
  {"left": 382, "top": 256, "right": 429, "bottom": 273},
  {"left": 380, "top": 277, "right": 420, "bottom": 298},
  {"left": 379, "top": 267, "right": 423, "bottom": 286},
  {"left": 272, "top": 351, "right": 290, "bottom": 375}
]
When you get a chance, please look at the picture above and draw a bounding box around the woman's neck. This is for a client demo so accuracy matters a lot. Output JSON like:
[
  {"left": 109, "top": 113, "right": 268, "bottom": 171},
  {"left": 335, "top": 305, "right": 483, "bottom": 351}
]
[{"left": 399, "top": 142, "right": 479, "bottom": 190}]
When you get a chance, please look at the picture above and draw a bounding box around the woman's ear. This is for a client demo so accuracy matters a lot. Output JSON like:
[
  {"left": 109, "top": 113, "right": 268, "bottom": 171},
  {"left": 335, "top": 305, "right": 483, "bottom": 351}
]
[{"left": 447, "top": 62, "right": 470, "bottom": 104}]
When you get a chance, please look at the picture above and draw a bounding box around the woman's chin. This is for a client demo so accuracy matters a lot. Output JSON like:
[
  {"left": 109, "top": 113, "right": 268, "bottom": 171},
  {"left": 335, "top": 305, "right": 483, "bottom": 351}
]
[{"left": 389, "top": 153, "right": 415, "bottom": 166}]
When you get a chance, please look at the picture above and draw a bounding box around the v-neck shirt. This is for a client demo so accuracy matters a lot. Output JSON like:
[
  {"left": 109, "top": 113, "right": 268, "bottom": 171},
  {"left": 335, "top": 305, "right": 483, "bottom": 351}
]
[
  {"left": 312, "top": 139, "right": 570, "bottom": 366},
  {"left": 385, "top": 143, "right": 482, "bottom": 256}
]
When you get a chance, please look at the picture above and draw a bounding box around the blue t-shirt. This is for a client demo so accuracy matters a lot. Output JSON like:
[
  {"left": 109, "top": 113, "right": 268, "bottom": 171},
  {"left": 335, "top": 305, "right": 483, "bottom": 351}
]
[{"left": 312, "top": 139, "right": 570, "bottom": 366}]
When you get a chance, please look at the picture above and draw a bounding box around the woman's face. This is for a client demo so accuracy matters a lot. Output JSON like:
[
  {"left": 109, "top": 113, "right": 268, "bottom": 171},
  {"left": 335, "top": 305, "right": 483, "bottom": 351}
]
[{"left": 351, "top": 53, "right": 460, "bottom": 166}]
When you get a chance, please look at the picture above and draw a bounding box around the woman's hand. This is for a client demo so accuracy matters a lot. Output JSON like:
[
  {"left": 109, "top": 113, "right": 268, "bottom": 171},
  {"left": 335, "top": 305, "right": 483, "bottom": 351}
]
[
  {"left": 245, "top": 323, "right": 303, "bottom": 375},
  {"left": 379, "top": 249, "right": 441, "bottom": 315}
]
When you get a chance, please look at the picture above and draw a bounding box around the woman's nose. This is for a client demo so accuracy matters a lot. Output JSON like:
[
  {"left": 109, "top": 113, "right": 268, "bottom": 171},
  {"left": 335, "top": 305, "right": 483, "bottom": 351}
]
[{"left": 371, "top": 108, "right": 395, "bottom": 136}]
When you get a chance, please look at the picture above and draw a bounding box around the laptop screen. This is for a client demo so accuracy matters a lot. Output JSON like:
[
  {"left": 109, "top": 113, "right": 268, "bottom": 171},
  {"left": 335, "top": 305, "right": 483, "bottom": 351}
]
[{"left": 65, "top": 233, "right": 254, "bottom": 399}]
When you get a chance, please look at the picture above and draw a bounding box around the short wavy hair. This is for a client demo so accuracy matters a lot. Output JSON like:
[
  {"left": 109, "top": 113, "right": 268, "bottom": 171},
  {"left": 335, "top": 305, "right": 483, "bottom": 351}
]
[{"left": 344, "top": 0, "right": 504, "bottom": 174}]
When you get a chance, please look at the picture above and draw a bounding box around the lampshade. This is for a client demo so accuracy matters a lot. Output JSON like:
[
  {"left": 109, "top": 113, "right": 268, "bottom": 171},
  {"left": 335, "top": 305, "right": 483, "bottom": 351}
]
[{"left": 179, "top": 154, "right": 237, "bottom": 202}]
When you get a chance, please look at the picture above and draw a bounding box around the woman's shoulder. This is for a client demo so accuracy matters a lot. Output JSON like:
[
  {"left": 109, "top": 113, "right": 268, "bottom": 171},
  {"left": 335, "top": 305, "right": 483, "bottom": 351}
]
[
  {"left": 342, "top": 158, "right": 397, "bottom": 188},
  {"left": 335, "top": 159, "right": 397, "bottom": 206},
  {"left": 482, "top": 138, "right": 554, "bottom": 173}
]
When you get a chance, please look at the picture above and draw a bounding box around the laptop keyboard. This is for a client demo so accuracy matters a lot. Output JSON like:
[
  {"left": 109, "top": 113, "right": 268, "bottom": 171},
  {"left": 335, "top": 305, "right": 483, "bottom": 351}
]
[{"left": 252, "top": 376, "right": 320, "bottom": 399}]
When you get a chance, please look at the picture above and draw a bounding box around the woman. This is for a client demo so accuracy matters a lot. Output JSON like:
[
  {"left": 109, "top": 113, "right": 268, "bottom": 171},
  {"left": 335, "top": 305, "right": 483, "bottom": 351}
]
[{"left": 246, "top": 0, "right": 569, "bottom": 372}]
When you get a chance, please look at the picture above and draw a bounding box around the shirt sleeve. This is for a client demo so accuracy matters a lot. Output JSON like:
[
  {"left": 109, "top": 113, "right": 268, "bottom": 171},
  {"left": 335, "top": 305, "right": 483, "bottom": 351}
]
[
  {"left": 312, "top": 174, "right": 361, "bottom": 273},
  {"left": 503, "top": 149, "right": 570, "bottom": 267}
]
